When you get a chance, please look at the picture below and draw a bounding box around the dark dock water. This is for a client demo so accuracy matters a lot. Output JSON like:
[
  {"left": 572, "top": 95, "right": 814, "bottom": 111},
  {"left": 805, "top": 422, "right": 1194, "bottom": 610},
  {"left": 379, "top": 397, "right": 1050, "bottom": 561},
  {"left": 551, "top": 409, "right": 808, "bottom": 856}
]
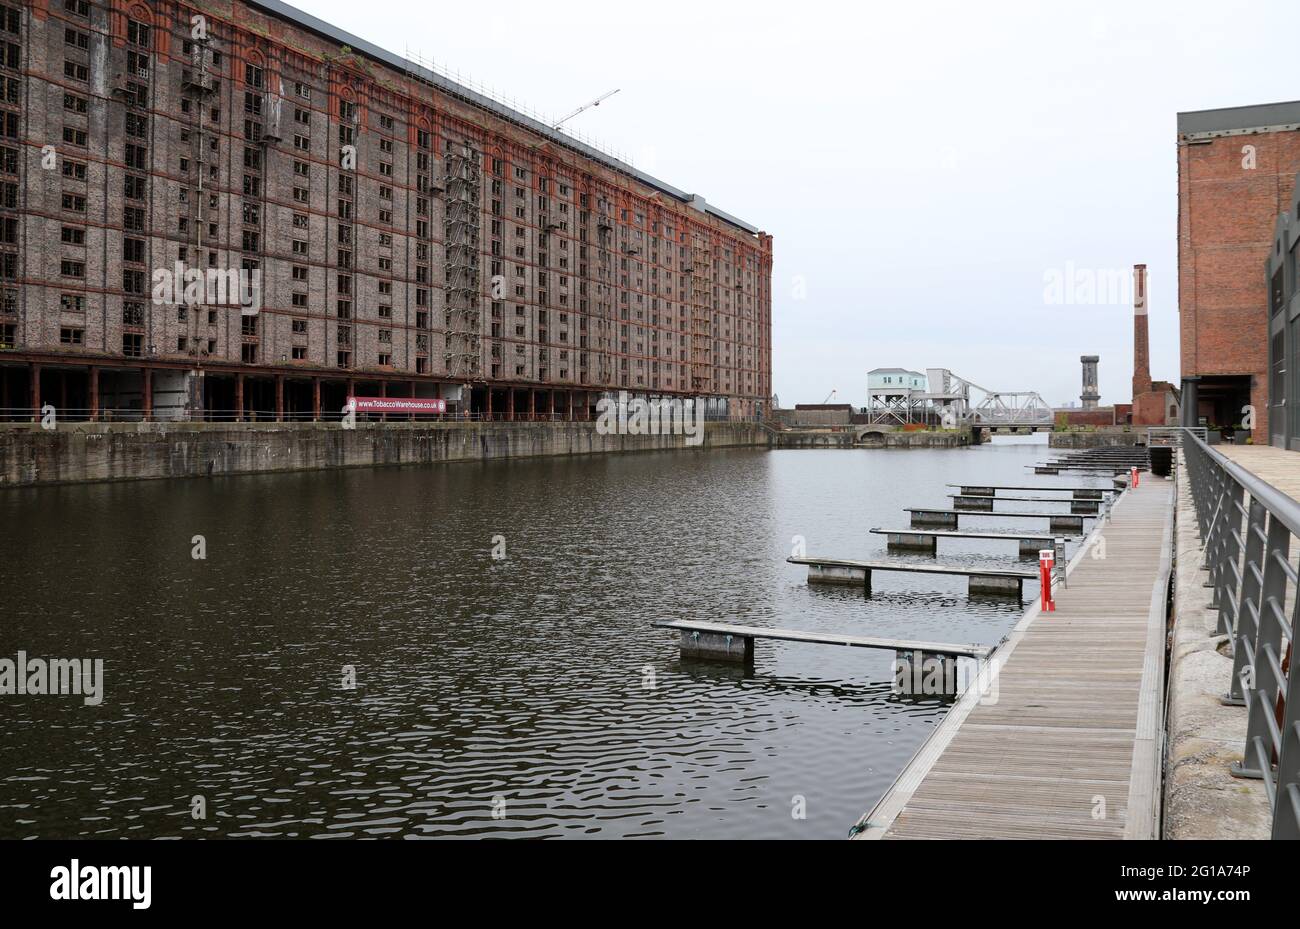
[{"left": 0, "top": 435, "right": 1098, "bottom": 838}]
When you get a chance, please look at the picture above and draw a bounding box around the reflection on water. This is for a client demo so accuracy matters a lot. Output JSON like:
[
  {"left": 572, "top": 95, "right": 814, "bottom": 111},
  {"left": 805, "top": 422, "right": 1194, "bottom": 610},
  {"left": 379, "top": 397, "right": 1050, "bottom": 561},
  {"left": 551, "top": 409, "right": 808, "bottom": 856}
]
[{"left": 0, "top": 435, "right": 1101, "bottom": 838}]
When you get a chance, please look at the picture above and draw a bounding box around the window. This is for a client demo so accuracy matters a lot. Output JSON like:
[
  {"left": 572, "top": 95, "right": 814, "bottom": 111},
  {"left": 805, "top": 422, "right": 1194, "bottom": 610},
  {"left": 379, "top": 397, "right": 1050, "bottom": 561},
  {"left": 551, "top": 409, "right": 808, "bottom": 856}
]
[
  {"left": 122, "top": 333, "right": 143, "bottom": 357},
  {"left": 125, "top": 112, "right": 148, "bottom": 138},
  {"left": 124, "top": 144, "right": 147, "bottom": 170},
  {"left": 126, "top": 19, "right": 150, "bottom": 47},
  {"left": 60, "top": 326, "right": 84, "bottom": 345},
  {"left": 125, "top": 81, "right": 147, "bottom": 108}
]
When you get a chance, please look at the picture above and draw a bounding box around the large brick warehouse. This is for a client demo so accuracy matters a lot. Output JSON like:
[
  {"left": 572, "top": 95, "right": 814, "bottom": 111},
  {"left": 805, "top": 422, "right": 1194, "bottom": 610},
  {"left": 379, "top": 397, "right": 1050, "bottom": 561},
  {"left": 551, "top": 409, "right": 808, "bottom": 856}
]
[
  {"left": 1177, "top": 99, "right": 1300, "bottom": 447},
  {"left": 0, "top": 0, "right": 773, "bottom": 422}
]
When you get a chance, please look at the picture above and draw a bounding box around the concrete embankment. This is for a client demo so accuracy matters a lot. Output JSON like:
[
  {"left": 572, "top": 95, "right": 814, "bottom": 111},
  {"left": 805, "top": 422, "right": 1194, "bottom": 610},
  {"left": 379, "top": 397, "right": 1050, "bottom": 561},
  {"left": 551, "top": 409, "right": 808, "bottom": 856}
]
[
  {"left": 1049, "top": 431, "right": 1146, "bottom": 449},
  {"left": 776, "top": 428, "right": 977, "bottom": 449},
  {"left": 0, "top": 420, "right": 767, "bottom": 488},
  {"left": 1163, "top": 459, "right": 1270, "bottom": 838}
]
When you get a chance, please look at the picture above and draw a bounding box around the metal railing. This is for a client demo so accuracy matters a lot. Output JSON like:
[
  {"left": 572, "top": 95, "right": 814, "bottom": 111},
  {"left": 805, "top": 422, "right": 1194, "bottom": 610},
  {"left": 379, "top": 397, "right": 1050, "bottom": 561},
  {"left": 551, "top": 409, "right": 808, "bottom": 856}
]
[
  {"left": 1180, "top": 426, "right": 1300, "bottom": 839},
  {"left": 1149, "top": 426, "right": 1207, "bottom": 447},
  {"left": 0, "top": 406, "right": 767, "bottom": 426}
]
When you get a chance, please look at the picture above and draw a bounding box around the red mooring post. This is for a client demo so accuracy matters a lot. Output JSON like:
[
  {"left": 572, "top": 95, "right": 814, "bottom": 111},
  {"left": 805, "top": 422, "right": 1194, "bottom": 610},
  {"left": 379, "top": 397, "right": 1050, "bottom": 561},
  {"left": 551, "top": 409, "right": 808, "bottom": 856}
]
[
  {"left": 1131, "top": 466, "right": 1140, "bottom": 488},
  {"left": 1039, "top": 549, "right": 1056, "bottom": 613}
]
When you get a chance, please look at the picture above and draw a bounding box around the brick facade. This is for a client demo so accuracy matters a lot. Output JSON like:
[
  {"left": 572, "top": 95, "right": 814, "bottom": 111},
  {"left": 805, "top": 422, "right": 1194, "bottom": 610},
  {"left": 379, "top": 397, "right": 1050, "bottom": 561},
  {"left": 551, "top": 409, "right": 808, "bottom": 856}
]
[
  {"left": 0, "top": 0, "right": 772, "bottom": 421},
  {"left": 1177, "top": 101, "right": 1300, "bottom": 441}
]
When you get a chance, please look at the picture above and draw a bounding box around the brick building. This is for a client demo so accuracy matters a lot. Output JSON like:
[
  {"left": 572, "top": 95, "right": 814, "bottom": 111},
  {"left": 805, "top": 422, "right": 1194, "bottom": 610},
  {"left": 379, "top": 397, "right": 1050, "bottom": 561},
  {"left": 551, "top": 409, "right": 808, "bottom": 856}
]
[
  {"left": 0, "top": 0, "right": 772, "bottom": 422},
  {"left": 1177, "top": 99, "right": 1300, "bottom": 445}
]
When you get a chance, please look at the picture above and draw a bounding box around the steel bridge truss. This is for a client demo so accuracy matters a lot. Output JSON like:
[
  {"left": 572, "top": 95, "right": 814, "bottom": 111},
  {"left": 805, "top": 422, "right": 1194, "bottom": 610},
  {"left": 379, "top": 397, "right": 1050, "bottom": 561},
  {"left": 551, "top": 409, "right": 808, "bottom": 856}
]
[{"left": 865, "top": 369, "right": 1053, "bottom": 428}]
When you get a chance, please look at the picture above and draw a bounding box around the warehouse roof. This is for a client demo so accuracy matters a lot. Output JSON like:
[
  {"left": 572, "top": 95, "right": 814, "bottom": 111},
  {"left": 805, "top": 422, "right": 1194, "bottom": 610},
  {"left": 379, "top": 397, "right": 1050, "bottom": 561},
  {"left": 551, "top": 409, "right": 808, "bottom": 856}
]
[
  {"left": 248, "top": 0, "right": 762, "bottom": 236},
  {"left": 1177, "top": 99, "right": 1300, "bottom": 138}
]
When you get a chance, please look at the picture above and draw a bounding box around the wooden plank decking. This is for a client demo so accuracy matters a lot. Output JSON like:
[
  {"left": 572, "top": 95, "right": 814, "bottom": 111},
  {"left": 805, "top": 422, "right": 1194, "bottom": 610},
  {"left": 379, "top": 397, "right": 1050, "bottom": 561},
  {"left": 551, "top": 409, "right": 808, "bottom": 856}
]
[
  {"left": 945, "top": 484, "right": 1119, "bottom": 494},
  {"left": 1218, "top": 445, "right": 1300, "bottom": 503},
  {"left": 787, "top": 556, "right": 1036, "bottom": 579},
  {"left": 858, "top": 477, "right": 1174, "bottom": 839},
  {"left": 653, "top": 619, "right": 992, "bottom": 659},
  {"left": 869, "top": 528, "right": 1076, "bottom": 542},
  {"left": 905, "top": 508, "right": 1097, "bottom": 520}
]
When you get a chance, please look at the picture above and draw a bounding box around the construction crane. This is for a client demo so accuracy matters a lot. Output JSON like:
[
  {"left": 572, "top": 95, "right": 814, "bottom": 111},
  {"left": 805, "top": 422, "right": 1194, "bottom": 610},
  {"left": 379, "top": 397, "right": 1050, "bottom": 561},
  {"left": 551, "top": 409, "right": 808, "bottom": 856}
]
[
  {"left": 553, "top": 89, "right": 620, "bottom": 130},
  {"left": 822, "top": 388, "right": 837, "bottom": 404}
]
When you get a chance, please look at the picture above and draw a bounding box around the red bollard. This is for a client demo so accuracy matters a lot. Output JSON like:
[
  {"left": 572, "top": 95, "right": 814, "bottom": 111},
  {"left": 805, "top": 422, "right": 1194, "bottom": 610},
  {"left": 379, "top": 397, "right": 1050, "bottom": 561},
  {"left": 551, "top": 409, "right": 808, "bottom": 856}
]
[
  {"left": 1131, "top": 466, "right": 1140, "bottom": 488},
  {"left": 1039, "top": 550, "right": 1056, "bottom": 613}
]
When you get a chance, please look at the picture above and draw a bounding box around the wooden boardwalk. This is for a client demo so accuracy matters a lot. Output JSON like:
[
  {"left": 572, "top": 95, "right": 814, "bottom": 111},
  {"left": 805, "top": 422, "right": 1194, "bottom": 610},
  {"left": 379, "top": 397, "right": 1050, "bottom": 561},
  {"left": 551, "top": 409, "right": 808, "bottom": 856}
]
[
  {"left": 1218, "top": 445, "right": 1300, "bottom": 503},
  {"left": 858, "top": 477, "right": 1174, "bottom": 840}
]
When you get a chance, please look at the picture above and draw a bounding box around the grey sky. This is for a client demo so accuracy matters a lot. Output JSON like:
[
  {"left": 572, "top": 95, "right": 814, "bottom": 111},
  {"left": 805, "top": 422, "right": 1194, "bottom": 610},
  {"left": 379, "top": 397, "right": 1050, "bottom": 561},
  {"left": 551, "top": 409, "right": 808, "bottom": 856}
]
[{"left": 292, "top": 0, "right": 1299, "bottom": 408}]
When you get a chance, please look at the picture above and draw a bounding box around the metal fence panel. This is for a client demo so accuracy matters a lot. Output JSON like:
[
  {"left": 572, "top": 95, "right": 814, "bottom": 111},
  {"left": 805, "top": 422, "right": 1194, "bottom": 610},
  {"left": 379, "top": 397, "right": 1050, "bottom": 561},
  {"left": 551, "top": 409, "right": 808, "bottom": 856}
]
[{"left": 1174, "top": 426, "right": 1300, "bottom": 840}]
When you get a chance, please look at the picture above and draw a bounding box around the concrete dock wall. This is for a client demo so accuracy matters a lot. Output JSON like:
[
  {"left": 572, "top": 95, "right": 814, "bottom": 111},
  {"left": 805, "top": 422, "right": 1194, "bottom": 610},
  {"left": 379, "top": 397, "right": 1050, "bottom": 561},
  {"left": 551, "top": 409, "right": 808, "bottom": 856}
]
[
  {"left": 1049, "top": 431, "right": 1145, "bottom": 449},
  {"left": 0, "top": 421, "right": 767, "bottom": 488},
  {"left": 776, "top": 428, "right": 976, "bottom": 449}
]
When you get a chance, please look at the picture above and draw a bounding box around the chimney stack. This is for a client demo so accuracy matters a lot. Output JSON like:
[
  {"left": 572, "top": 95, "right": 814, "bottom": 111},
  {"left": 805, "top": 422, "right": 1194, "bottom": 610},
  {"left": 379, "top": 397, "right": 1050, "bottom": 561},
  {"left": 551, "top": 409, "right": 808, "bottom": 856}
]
[
  {"left": 1081, "top": 356, "right": 1100, "bottom": 409},
  {"left": 1132, "top": 264, "right": 1152, "bottom": 399}
]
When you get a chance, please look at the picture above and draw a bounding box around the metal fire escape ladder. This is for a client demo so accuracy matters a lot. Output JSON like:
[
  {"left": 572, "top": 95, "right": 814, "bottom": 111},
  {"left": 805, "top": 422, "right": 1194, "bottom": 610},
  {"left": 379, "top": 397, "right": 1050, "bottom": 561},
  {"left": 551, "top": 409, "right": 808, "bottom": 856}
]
[{"left": 443, "top": 143, "right": 482, "bottom": 379}]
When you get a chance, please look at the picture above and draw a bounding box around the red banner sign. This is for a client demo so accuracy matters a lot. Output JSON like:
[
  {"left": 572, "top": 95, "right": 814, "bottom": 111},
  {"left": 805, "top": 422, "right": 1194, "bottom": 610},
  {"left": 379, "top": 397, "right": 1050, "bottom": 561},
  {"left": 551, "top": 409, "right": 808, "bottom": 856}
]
[{"left": 348, "top": 397, "right": 446, "bottom": 414}]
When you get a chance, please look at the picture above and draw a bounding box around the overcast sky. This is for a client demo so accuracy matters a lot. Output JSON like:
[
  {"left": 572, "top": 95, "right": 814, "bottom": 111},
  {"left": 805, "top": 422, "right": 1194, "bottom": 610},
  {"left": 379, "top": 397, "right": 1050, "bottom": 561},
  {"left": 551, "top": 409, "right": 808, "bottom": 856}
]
[{"left": 292, "top": 0, "right": 1299, "bottom": 408}]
